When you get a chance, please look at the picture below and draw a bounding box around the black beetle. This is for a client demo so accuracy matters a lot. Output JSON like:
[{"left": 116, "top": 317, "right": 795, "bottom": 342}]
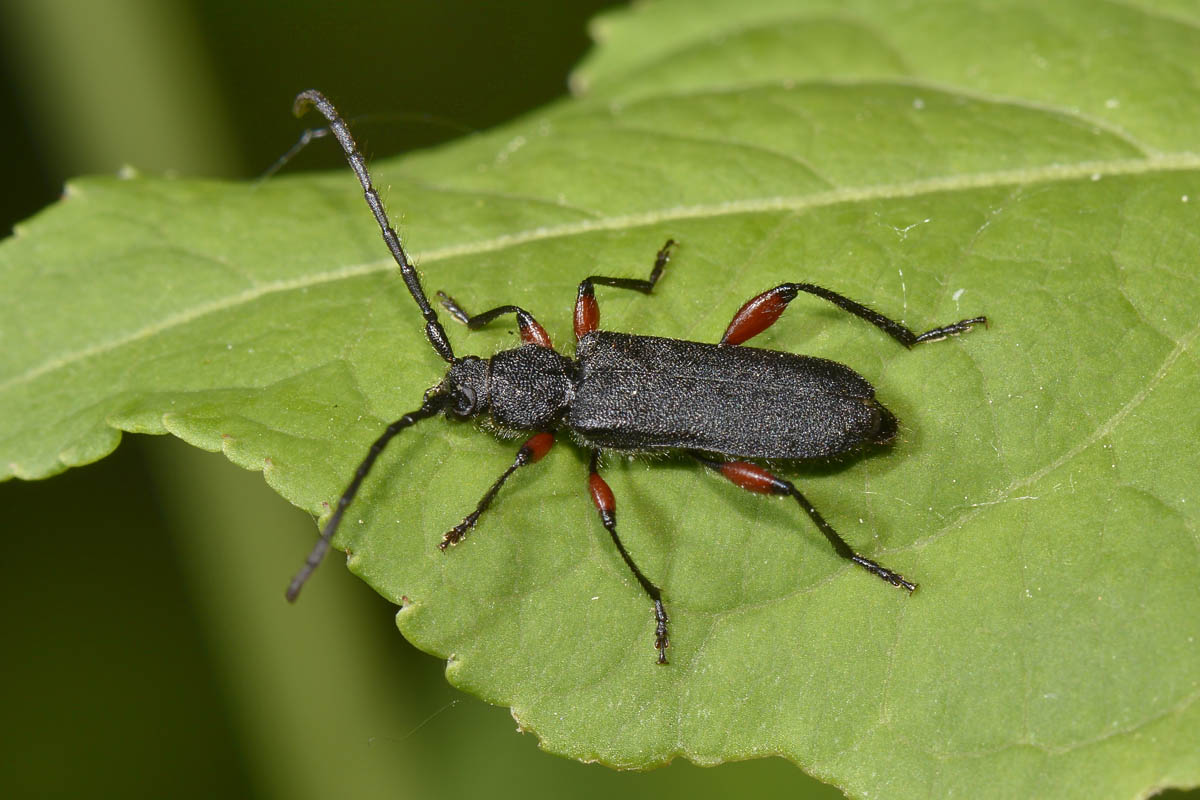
[{"left": 286, "top": 90, "right": 987, "bottom": 664}]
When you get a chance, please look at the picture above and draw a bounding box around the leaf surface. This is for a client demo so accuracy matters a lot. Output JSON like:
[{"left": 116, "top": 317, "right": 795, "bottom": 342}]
[{"left": 3, "top": 1, "right": 1199, "bottom": 797}]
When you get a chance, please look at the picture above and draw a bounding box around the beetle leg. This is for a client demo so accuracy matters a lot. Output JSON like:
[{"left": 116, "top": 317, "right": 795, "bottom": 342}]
[
  {"left": 575, "top": 239, "right": 676, "bottom": 341},
  {"left": 719, "top": 282, "right": 986, "bottom": 349},
  {"left": 588, "top": 451, "right": 670, "bottom": 664},
  {"left": 695, "top": 456, "right": 917, "bottom": 593},
  {"left": 441, "top": 432, "right": 556, "bottom": 549},
  {"left": 435, "top": 293, "right": 552, "bottom": 348}
]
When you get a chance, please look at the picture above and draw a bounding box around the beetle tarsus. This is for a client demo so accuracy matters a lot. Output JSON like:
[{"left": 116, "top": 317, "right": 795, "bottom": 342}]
[
  {"left": 913, "top": 315, "right": 988, "bottom": 344},
  {"left": 654, "top": 599, "right": 670, "bottom": 665},
  {"left": 852, "top": 554, "right": 917, "bottom": 593},
  {"left": 436, "top": 290, "right": 471, "bottom": 324},
  {"left": 441, "top": 517, "right": 476, "bottom": 549}
]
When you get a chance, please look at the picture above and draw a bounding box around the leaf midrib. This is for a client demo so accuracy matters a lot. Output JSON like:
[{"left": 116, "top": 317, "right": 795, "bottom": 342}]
[{"left": 6, "top": 153, "right": 1198, "bottom": 397}]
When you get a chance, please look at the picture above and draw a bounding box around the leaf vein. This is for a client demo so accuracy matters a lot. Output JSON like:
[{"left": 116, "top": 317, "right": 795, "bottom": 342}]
[{"left": 6, "top": 155, "right": 1198, "bottom": 396}]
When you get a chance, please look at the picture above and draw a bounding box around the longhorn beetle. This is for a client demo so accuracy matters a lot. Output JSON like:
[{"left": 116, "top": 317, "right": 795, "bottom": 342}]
[{"left": 285, "top": 89, "right": 987, "bottom": 664}]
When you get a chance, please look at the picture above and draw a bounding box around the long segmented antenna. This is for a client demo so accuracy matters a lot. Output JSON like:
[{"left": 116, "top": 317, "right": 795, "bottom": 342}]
[
  {"left": 293, "top": 89, "right": 455, "bottom": 363},
  {"left": 287, "top": 394, "right": 447, "bottom": 601},
  {"left": 260, "top": 111, "right": 477, "bottom": 182}
]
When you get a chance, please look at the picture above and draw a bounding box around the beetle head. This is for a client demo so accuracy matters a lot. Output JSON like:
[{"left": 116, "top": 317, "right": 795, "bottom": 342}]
[{"left": 442, "top": 356, "right": 490, "bottom": 418}]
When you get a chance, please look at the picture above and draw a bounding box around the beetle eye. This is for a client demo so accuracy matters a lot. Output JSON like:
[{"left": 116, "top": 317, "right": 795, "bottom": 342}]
[{"left": 451, "top": 385, "right": 477, "bottom": 417}]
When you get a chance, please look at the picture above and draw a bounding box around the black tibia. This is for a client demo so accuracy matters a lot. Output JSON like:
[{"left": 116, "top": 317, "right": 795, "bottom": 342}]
[
  {"left": 694, "top": 455, "right": 917, "bottom": 593},
  {"left": 575, "top": 239, "right": 677, "bottom": 339},
  {"left": 436, "top": 292, "right": 552, "bottom": 348},
  {"left": 774, "top": 282, "right": 986, "bottom": 348},
  {"left": 436, "top": 294, "right": 521, "bottom": 328},
  {"left": 575, "top": 238, "right": 676, "bottom": 328},
  {"left": 287, "top": 395, "right": 446, "bottom": 601},
  {"left": 588, "top": 451, "right": 670, "bottom": 664},
  {"left": 293, "top": 89, "right": 455, "bottom": 363},
  {"left": 578, "top": 238, "right": 675, "bottom": 296},
  {"left": 441, "top": 432, "right": 556, "bottom": 549}
]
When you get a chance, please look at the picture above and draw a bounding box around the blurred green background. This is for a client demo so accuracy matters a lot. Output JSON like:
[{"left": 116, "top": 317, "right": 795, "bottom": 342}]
[{"left": 0, "top": 1, "right": 840, "bottom": 797}]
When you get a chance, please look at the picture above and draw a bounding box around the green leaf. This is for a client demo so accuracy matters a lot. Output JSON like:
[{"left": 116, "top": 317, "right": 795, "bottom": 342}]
[{"left": 4, "top": 0, "right": 1199, "bottom": 797}]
